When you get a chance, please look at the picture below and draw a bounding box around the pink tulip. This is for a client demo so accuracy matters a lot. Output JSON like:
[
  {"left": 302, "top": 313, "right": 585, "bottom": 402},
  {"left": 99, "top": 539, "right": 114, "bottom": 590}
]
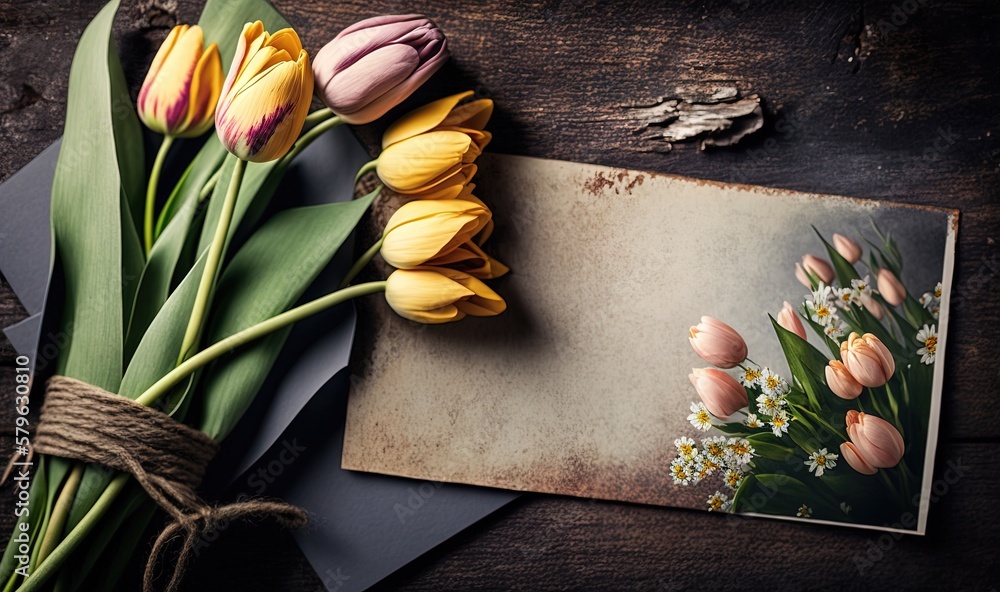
[
  {"left": 845, "top": 411, "right": 905, "bottom": 469},
  {"left": 794, "top": 263, "right": 811, "bottom": 288},
  {"left": 313, "top": 15, "right": 449, "bottom": 124},
  {"left": 877, "top": 268, "right": 906, "bottom": 306},
  {"left": 861, "top": 294, "right": 884, "bottom": 319},
  {"left": 688, "top": 316, "right": 748, "bottom": 369},
  {"left": 777, "top": 301, "right": 807, "bottom": 340},
  {"left": 689, "top": 368, "right": 748, "bottom": 419},
  {"left": 825, "top": 360, "right": 862, "bottom": 400},
  {"left": 840, "top": 332, "right": 895, "bottom": 387},
  {"left": 833, "top": 233, "right": 862, "bottom": 264},
  {"left": 801, "top": 255, "right": 835, "bottom": 285},
  {"left": 840, "top": 441, "right": 878, "bottom": 475}
]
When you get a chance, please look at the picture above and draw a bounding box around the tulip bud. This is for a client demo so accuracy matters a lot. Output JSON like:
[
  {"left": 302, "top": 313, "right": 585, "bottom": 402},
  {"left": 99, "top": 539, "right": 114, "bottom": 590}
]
[
  {"left": 877, "top": 268, "right": 906, "bottom": 306},
  {"left": 801, "top": 255, "right": 835, "bottom": 285},
  {"left": 840, "top": 332, "right": 895, "bottom": 387},
  {"left": 840, "top": 441, "right": 878, "bottom": 475},
  {"left": 776, "top": 301, "right": 807, "bottom": 340},
  {"left": 215, "top": 22, "right": 313, "bottom": 162},
  {"left": 385, "top": 267, "right": 506, "bottom": 324},
  {"left": 377, "top": 91, "right": 493, "bottom": 195},
  {"left": 138, "top": 25, "right": 224, "bottom": 138},
  {"left": 845, "top": 411, "right": 904, "bottom": 469},
  {"left": 688, "top": 368, "right": 748, "bottom": 419},
  {"left": 794, "top": 263, "right": 812, "bottom": 288},
  {"left": 861, "top": 293, "right": 884, "bottom": 319},
  {"left": 689, "top": 316, "right": 748, "bottom": 369},
  {"left": 381, "top": 199, "right": 492, "bottom": 269},
  {"left": 825, "top": 360, "right": 863, "bottom": 400},
  {"left": 832, "top": 233, "right": 862, "bottom": 264},
  {"left": 313, "top": 15, "right": 449, "bottom": 124}
]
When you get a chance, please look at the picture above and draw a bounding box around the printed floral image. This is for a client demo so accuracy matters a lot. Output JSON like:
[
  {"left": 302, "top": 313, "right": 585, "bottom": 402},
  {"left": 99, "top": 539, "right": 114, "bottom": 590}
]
[{"left": 670, "top": 223, "right": 940, "bottom": 528}]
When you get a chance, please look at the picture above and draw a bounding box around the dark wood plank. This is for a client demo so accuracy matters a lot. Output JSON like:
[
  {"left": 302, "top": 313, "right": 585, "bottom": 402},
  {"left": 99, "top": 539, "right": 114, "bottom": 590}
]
[{"left": 1, "top": 0, "right": 998, "bottom": 590}]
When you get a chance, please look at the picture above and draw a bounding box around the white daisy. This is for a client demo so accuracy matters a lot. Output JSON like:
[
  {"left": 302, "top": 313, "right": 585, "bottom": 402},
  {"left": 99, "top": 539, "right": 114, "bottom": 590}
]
[
  {"left": 835, "top": 287, "right": 858, "bottom": 309},
  {"left": 738, "top": 365, "right": 762, "bottom": 388},
  {"left": 811, "top": 283, "right": 835, "bottom": 304},
  {"left": 692, "top": 455, "right": 719, "bottom": 483},
  {"left": 707, "top": 491, "right": 731, "bottom": 512},
  {"left": 670, "top": 457, "right": 694, "bottom": 485},
  {"left": 701, "top": 436, "right": 728, "bottom": 463},
  {"left": 756, "top": 392, "right": 785, "bottom": 416},
  {"left": 919, "top": 292, "right": 934, "bottom": 308},
  {"left": 758, "top": 367, "right": 789, "bottom": 396},
  {"left": 723, "top": 468, "right": 744, "bottom": 490},
  {"left": 934, "top": 281, "right": 942, "bottom": 299},
  {"left": 805, "top": 448, "right": 839, "bottom": 477},
  {"left": 687, "top": 402, "right": 714, "bottom": 431},
  {"left": 769, "top": 409, "right": 791, "bottom": 437},
  {"left": 805, "top": 298, "right": 837, "bottom": 326},
  {"left": 824, "top": 321, "right": 847, "bottom": 340},
  {"left": 851, "top": 275, "right": 873, "bottom": 299},
  {"left": 916, "top": 324, "right": 938, "bottom": 365},
  {"left": 725, "top": 438, "right": 755, "bottom": 467},
  {"left": 674, "top": 436, "right": 698, "bottom": 460},
  {"left": 745, "top": 413, "right": 763, "bottom": 428},
  {"left": 796, "top": 504, "right": 812, "bottom": 518}
]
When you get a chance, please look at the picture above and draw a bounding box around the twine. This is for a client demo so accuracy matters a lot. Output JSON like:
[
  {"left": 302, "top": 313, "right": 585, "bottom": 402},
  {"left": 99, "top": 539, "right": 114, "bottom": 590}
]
[{"left": 32, "top": 375, "right": 308, "bottom": 592}]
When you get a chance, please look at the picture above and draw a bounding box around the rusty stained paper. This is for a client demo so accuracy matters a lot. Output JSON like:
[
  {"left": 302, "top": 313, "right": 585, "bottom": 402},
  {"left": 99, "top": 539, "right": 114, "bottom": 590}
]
[{"left": 342, "top": 154, "right": 956, "bottom": 534}]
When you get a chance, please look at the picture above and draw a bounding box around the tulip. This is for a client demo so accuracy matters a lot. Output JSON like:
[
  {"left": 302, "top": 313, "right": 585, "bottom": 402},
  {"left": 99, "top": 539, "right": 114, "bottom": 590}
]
[
  {"left": 313, "top": 15, "right": 449, "bottom": 124},
  {"left": 377, "top": 91, "right": 492, "bottom": 194},
  {"left": 801, "top": 255, "right": 835, "bottom": 285},
  {"left": 215, "top": 22, "right": 313, "bottom": 163},
  {"left": 138, "top": 25, "right": 224, "bottom": 138},
  {"left": 688, "top": 368, "right": 748, "bottom": 419},
  {"left": 845, "top": 411, "right": 905, "bottom": 469},
  {"left": 381, "top": 199, "right": 492, "bottom": 269},
  {"left": 776, "top": 301, "right": 807, "bottom": 340},
  {"left": 861, "top": 293, "right": 884, "bottom": 319},
  {"left": 794, "top": 263, "right": 812, "bottom": 288},
  {"left": 832, "top": 233, "right": 862, "bottom": 264},
  {"left": 825, "top": 360, "right": 863, "bottom": 400},
  {"left": 840, "top": 332, "right": 895, "bottom": 387},
  {"left": 689, "top": 316, "right": 747, "bottom": 369},
  {"left": 840, "top": 442, "right": 878, "bottom": 475},
  {"left": 385, "top": 267, "right": 506, "bottom": 324},
  {"left": 877, "top": 268, "right": 906, "bottom": 306}
]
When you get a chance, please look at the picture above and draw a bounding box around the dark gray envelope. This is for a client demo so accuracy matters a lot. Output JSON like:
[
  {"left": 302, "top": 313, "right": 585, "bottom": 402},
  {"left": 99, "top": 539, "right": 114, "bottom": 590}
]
[{"left": 0, "top": 128, "right": 518, "bottom": 591}]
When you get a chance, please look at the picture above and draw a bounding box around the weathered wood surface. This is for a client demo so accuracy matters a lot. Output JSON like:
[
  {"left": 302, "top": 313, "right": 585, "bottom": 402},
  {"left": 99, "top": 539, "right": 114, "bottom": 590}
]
[{"left": 1, "top": 0, "right": 998, "bottom": 590}]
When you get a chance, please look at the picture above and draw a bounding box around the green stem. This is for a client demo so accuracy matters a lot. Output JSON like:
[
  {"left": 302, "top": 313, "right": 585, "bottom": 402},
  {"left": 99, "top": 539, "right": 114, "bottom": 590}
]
[
  {"left": 355, "top": 159, "right": 378, "bottom": 184},
  {"left": 32, "top": 465, "right": 83, "bottom": 567},
  {"left": 177, "top": 159, "right": 246, "bottom": 364},
  {"left": 143, "top": 136, "right": 173, "bottom": 255},
  {"left": 16, "top": 475, "right": 129, "bottom": 592},
  {"left": 305, "top": 107, "right": 334, "bottom": 125},
  {"left": 197, "top": 167, "right": 223, "bottom": 203},
  {"left": 281, "top": 116, "right": 343, "bottom": 165},
  {"left": 339, "top": 236, "right": 384, "bottom": 289},
  {"left": 139, "top": 281, "right": 386, "bottom": 407}
]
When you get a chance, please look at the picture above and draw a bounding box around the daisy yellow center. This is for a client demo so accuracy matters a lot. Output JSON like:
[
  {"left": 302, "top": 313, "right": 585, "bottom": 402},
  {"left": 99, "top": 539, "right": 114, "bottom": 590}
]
[
  {"left": 773, "top": 416, "right": 786, "bottom": 427},
  {"left": 697, "top": 411, "right": 711, "bottom": 424},
  {"left": 727, "top": 473, "right": 740, "bottom": 487},
  {"left": 858, "top": 283, "right": 867, "bottom": 291},
  {"left": 815, "top": 456, "right": 826, "bottom": 466},
  {"left": 765, "top": 376, "right": 781, "bottom": 390},
  {"left": 680, "top": 444, "right": 694, "bottom": 456},
  {"left": 924, "top": 335, "right": 937, "bottom": 354},
  {"left": 672, "top": 465, "right": 687, "bottom": 479},
  {"left": 745, "top": 369, "right": 761, "bottom": 382},
  {"left": 730, "top": 443, "right": 750, "bottom": 456},
  {"left": 841, "top": 293, "right": 851, "bottom": 302},
  {"left": 709, "top": 497, "right": 723, "bottom": 510},
  {"left": 707, "top": 443, "right": 723, "bottom": 457},
  {"left": 816, "top": 305, "right": 831, "bottom": 318},
  {"left": 934, "top": 287, "right": 942, "bottom": 297}
]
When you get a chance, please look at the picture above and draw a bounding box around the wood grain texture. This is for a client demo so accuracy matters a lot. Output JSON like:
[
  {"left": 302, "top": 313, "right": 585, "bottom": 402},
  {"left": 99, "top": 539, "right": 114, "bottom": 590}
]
[{"left": 1, "top": 0, "right": 998, "bottom": 590}]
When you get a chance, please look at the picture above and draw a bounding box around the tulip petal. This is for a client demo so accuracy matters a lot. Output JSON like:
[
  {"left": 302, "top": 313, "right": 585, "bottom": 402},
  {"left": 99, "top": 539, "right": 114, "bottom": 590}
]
[
  {"left": 382, "top": 91, "right": 474, "bottom": 148},
  {"left": 325, "top": 44, "right": 419, "bottom": 113},
  {"left": 440, "top": 98, "right": 494, "bottom": 131},
  {"left": 180, "top": 41, "right": 223, "bottom": 137},
  {"left": 378, "top": 131, "right": 472, "bottom": 191}
]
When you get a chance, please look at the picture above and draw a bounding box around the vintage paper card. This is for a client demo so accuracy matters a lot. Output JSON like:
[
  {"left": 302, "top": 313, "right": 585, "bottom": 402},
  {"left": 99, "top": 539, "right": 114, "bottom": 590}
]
[{"left": 343, "top": 154, "right": 956, "bottom": 534}]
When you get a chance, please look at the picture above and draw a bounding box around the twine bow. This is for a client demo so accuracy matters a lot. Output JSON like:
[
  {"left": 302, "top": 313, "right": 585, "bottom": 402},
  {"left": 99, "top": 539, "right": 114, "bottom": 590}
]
[{"left": 31, "top": 376, "right": 308, "bottom": 592}]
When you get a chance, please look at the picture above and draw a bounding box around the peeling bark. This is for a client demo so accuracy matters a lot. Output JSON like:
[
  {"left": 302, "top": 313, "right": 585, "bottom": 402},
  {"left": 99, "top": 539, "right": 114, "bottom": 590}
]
[{"left": 626, "top": 87, "right": 763, "bottom": 150}]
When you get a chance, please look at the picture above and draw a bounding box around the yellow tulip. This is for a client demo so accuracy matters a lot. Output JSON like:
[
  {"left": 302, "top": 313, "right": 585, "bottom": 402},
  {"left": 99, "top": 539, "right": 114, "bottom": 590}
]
[
  {"left": 381, "top": 199, "right": 491, "bottom": 269},
  {"left": 376, "top": 91, "right": 492, "bottom": 194},
  {"left": 385, "top": 267, "right": 506, "bottom": 324},
  {"left": 215, "top": 22, "right": 313, "bottom": 162},
  {"left": 138, "top": 25, "right": 223, "bottom": 138},
  {"left": 426, "top": 240, "right": 509, "bottom": 279}
]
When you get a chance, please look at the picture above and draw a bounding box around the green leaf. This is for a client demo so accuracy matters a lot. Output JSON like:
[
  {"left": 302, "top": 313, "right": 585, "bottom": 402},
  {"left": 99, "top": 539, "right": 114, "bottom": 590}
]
[
  {"left": 730, "top": 473, "right": 757, "bottom": 512},
  {"left": 769, "top": 315, "right": 830, "bottom": 411},
  {"left": 747, "top": 433, "right": 797, "bottom": 462},
  {"left": 196, "top": 195, "right": 376, "bottom": 440}
]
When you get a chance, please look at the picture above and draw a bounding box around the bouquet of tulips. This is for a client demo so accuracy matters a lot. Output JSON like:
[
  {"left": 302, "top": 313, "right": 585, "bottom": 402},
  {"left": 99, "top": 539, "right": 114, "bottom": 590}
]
[
  {"left": 1, "top": 0, "right": 509, "bottom": 590},
  {"left": 673, "top": 224, "right": 939, "bottom": 527}
]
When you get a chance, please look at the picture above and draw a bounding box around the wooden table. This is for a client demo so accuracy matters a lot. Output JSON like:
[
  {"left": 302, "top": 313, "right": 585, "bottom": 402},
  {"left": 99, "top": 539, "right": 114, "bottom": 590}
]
[{"left": 2, "top": 0, "right": 998, "bottom": 589}]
